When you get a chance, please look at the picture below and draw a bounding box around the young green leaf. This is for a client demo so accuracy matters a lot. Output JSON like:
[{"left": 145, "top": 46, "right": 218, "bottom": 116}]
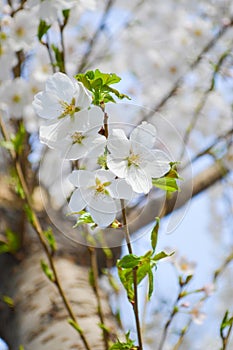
[
  {"left": 152, "top": 176, "right": 180, "bottom": 193},
  {"left": 2, "top": 295, "right": 14, "bottom": 308},
  {"left": 73, "top": 211, "right": 96, "bottom": 228},
  {"left": 151, "top": 217, "right": 160, "bottom": 252},
  {"left": 68, "top": 318, "right": 83, "bottom": 335},
  {"left": 0, "top": 229, "right": 20, "bottom": 254},
  {"left": 37, "top": 20, "right": 51, "bottom": 41},
  {"left": 43, "top": 227, "right": 57, "bottom": 253},
  {"left": 40, "top": 260, "right": 55, "bottom": 282},
  {"left": 109, "top": 332, "right": 136, "bottom": 349},
  {"left": 76, "top": 69, "right": 130, "bottom": 106},
  {"left": 117, "top": 254, "right": 141, "bottom": 269},
  {"left": 152, "top": 250, "right": 174, "bottom": 262},
  {"left": 24, "top": 204, "right": 36, "bottom": 225}
]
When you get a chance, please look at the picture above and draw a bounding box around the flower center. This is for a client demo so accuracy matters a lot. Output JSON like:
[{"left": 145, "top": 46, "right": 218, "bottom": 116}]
[
  {"left": 71, "top": 132, "right": 85, "bottom": 144},
  {"left": 94, "top": 178, "right": 111, "bottom": 196},
  {"left": 59, "top": 98, "right": 81, "bottom": 119},
  {"left": 127, "top": 151, "right": 140, "bottom": 167},
  {"left": 16, "top": 27, "right": 25, "bottom": 37},
  {"left": 12, "top": 94, "right": 21, "bottom": 103}
]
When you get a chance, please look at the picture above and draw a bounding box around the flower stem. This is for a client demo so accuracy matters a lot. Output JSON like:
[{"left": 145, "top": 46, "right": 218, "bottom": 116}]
[{"left": 120, "top": 199, "right": 143, "bottom": 350}]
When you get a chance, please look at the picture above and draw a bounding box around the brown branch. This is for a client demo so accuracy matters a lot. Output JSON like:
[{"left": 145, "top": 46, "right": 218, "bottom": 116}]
[{"left": 128, "top": 161, "right": 229, "bottom": 234}]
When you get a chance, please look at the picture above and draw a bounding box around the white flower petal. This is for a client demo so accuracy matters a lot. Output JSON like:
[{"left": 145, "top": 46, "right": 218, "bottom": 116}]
[
  {"left": 95, "top": 169, "right": 115, "bottom": 183},
  {"left": 74, "top": 82, "right": 92, "bottom": 109},
  {"left": 68, "top": 170, "right": 95, "bottom": 187},
  {"left": 89, "top": 195, "right": 117, "bottom": 227},
  {"left": 62, "top": 143, "right": 87, "bottom": 160},
  {"left": 145, "top": 150, "right": 171, "bottom": 178},
  {"left": 127, "top": 167, "right": 152, "bottom": 194},
  {"left": 39, "top": 122, "right": 60, "bottom": 147},
  {"left": 107, "top": 155, "right": 128, "bottom": 178},
  {"left": 33, "top": 91, "right": 63, "bottom": 119},
  {"left": 46, "top": 72, "right": 76, "bottom": 102},
  {"left": 107, "top": 129, "right": 130, "bottom": 157},
  {"left": 87, "top": 106, "right": 104, "bottom": 130},
  {"left": 69, "top": 188, "right": 86, "bottom": 213},
  {"left": 130, "top": 122, "right": 157, "bottom": 149},
  {"left": 82, "top": 134, "right": 106, "bottom": 158},
  {"left": 108, "top": 179, "right": 134, "bottom": 200}
]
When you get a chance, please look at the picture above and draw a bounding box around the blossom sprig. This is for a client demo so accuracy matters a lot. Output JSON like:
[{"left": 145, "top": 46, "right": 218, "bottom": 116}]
[{"left": 32, "top": 71, "right": 177, "bottom": 228}]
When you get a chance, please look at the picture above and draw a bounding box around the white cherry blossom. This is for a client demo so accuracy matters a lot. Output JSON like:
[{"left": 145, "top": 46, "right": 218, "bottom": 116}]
[
  {"left": 40, "top": 106, "right": 106, "bottom": 160},
  {"left": 107, "top": 122, "right": 171, "bottom": 194},
  {"left": 0, "top": 78, "right": 29, "bottom": 118},
  {"left": 32, "top": 72, "right": 92, "bottom": 120},
  {"left": 27, "top": 0, "right": 77, "bottom": 23},
  {"left": 8, "top": 10, "right": 38, "bottom": 51},
  {"left": 68, "top": 169, "right": 133, "bottom": 227}
]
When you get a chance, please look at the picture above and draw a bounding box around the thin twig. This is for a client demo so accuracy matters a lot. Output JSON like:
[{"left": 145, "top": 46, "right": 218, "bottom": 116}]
[
  {"left": 77, "top": 0, "right": 115, "bottom": 73},
  {"left": 0, "top": 116, "right": 91, "bottom": 350},
  {"left": 120, "top": 199, "right": 143, "bottom": 350},
  {"left": 182, "top": 127, "right": 233, "bottom": 169},
  {"left": 171, "top": 250, "right": 233, "bottom": 350},
  {"left": 143, "top": 17, "right": 233, "bottom": 120},
  {"left": 157, "top": 285, "right": 184, "bottom": 350},
  {"left": 179, "top": 49, "right": 232, "bottom": 160}
]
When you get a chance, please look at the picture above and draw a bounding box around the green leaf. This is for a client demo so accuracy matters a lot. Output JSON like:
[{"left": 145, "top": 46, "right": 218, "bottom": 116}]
[
  {"left": 117, "top": 267, "right": 134, "bottom": 302},
  {"left": 117, "top": 251, "right": 157, "bottom": 302},
  {"left": 2, "top": 295, "right": 14, "bottom": 308},
  {"left": 76, "top": 69, "right": 130, "bottom": 106},
  {"left": 37, "top": 20, "right": 51, "bottom": 41},
  {"left": 109, "top": 332, "right": 136, "bottom": 349},
  {"left": 62, "top": 9, "right": 70, "bottom": 20},
  {"left": 0, "top": 241, "right": 9, "bottom": 254},
  {"left": 43, "top": 227, "right": 57, "bottom": 253},
  {"left": 51, "top": 44, "right": 64, "bottom": 72},
  {"left": 40, "top": 260, "right": 55, "bottom": 282},
  {"left": 117, "top": 254, "right": 141, "bottom": 269},
  {"left": 152, "top": 176, "right": 180, "bottom": 193},
  {"left": 68, "top": 318, "right": 83, "bottom": 335},
  {"left": 152, "top": 250, "right": 174, "bottom": 261},
  {"left": 148, "top": 268, "right": 154, "bottom": 300},
  {"left": 98, "top": 322, "right": 111, "bottom": 333},
  {"left": 19, "top": 346, "right": 25, "bottom": 350},
  {"left": 0, "top": 229, "right": 20, "bottom": 254},
  {"left": 24, "top": 204, "right": 36, "bottom": 225},
  {"left": 0, "top": 122, "right": 26, "bottom": 155},
  {"left": 0, "top": 140, "right": 14, "bottom": 151},
  {"left": 151, "top": 217, "right": 160, "bottom": 252},
  {"left": 152, "top": 162, "right": 182, "bottom": 193},
  {"left": 220, "top": 310, "right": 233, "bottom": 332},
  {"left": 73, "top": 211, "right": 96, "bottom": 228},
  {"left": 13, "top": 122, "right": 26, "bottom": 155}
]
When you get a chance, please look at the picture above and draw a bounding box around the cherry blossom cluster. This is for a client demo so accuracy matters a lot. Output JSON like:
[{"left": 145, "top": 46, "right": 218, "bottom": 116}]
[{"left": 33, "top": 72, "right": 171, "bottom": 227}]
